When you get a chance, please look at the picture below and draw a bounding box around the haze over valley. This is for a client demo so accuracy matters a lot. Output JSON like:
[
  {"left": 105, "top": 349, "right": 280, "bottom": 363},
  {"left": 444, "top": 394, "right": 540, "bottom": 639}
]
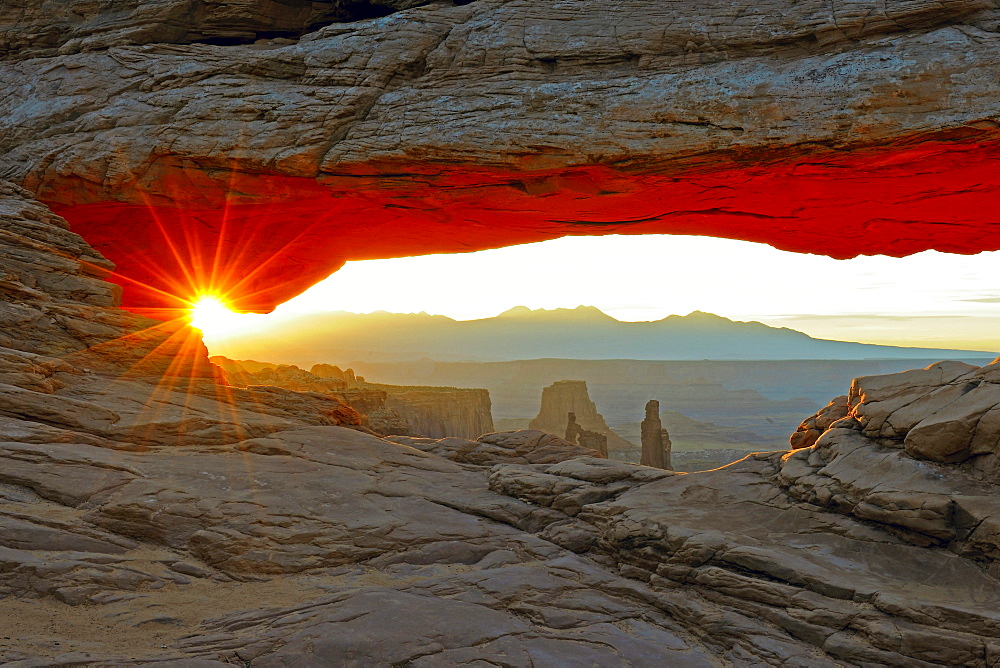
[{"left": 205, "top": 306, "right": 998, "bottom": 364}]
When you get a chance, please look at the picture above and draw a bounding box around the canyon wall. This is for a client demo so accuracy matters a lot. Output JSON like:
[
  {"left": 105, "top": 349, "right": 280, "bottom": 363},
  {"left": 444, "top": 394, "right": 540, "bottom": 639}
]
[
  {"left": 212, "top": 356, "right": 389, "bottom": 415},
  {"left": 381, "top": 386, "right": 495, "bottom": 440},
  {"left": 2, "top": 2, "right": 999, "bottom": 311},
  {"left": 214, "top": 356, "right": 494, "bottom": 439}
]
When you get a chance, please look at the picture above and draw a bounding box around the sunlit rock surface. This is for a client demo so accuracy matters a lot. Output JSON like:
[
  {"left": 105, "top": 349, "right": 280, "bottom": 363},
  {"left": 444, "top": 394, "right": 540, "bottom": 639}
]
[
  {"left": 789, "top": 394, "right": 850, "bottom": 450},
  {"left": 213, "top": 355, "right": 495, "bottom": 439},
  {"left": 2, "top": 1, "right": 1000, "bottom": 311},
  {"left": 4, "top": 184, "right": 1000, "bottom": 664}
]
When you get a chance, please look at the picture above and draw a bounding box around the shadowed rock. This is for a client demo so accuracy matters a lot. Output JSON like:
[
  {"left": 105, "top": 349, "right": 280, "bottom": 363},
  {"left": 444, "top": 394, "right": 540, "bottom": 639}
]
[
  {"left": 214, "top": 355, "right": 493, "bottom": 438},
  {"left": 640, "top": 400, "right": 672, "bottom": 470},
  {"left": 530, "top": 380, "right": 631, "bottom": 451},
  {"left": 565, "top": 411, "right": 609, "bottom": 458}
]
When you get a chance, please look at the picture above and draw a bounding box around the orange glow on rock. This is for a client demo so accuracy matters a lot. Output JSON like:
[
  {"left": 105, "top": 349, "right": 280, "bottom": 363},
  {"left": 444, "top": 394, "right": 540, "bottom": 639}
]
[{"left": 35, "top": 135, "right": 1000, "bottom": 317}]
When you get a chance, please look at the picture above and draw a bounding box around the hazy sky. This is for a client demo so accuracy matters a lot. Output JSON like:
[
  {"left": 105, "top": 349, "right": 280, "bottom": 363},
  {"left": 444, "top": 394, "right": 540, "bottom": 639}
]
[{"left": 197, "top": 235, "right": 1000, "bottom": 351}]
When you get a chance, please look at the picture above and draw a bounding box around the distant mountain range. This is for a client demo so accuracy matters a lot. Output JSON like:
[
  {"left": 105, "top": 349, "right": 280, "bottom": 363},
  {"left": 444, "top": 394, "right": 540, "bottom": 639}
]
[{"left": 211, "top": 306, "right": 998, "bottom": 363}]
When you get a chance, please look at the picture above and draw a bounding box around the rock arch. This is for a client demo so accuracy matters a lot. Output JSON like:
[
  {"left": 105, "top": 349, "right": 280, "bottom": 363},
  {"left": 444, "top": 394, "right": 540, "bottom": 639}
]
[{"left": 3, "top": 0, "right": 999, "bottom": 314}]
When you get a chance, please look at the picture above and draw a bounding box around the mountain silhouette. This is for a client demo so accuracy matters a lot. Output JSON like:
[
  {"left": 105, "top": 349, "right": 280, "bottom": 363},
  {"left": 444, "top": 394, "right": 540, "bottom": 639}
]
[{"left": 212, "top": 306, "right": 998, "bottom": 363}]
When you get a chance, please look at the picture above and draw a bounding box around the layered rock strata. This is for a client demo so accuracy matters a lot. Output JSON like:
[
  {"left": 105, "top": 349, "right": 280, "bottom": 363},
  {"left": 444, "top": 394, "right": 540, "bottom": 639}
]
[
  {"left": 530, "top": 380, "right": 632, "bottom": 450},
  {"left": 365, "top": 406, "right": 412, "bottom": 436},
  {"left": 1, "top": 0, "right": 433, "bottom": 58},
  {"left": 565, "top": 411, "right": 609, "bottom": 458},
  {"left": 387, "top": 430, "right": 602, "bottom": 467},
  {"left": 5, "top": 187, "right": 1000, "bottom": 664},
  {"left": 382, "top": 386, "right": 494, "bottom": 440},
  {"left": 212, "top": 356, "right": 388, "bottom": 415},
  {"left": 211, "top": 356, "right": 494, "bottom": 439},
  {"left": 790, "top": 395, "right": 850, "bottom": 449},
  {"left": 640, "top": 399, "right": 673, "bottom": 470},
  {"left": 3, "top": 2, "right": 1000, "bottom": 311}
]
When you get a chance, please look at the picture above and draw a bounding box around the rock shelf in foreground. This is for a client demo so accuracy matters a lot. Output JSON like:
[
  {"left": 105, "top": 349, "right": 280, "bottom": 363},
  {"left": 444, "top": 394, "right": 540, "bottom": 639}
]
[
  {"left": 3, "top": 2, "right": 1000, "bottom": 311},
  {"left": 3, "top": 184, "right": 1000, "bottom": 665}
]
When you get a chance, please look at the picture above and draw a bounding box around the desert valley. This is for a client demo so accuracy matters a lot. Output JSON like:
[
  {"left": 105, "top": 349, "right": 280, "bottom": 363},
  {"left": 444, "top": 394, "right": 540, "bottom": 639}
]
[{"left": 205, "top": 306, "right": 998, "bottom": 471}]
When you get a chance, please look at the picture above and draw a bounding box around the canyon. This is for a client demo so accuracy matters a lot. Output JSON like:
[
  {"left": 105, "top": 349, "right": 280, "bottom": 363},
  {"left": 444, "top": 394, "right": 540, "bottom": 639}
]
[
  {"left": 5, "top": 0, "right": 1000, "bottom": 664},
  {"left": 343, "top": 356, "right": 1000, "bottom": 451},
  {"left": 4, "top": 183, "right": 1000, "bottom": 664}
]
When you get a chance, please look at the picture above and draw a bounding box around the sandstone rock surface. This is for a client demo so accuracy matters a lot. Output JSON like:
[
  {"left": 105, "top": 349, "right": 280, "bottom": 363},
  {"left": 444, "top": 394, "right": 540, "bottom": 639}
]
[
  {"left": 790, "top": 395, "right": 850, "bottom": 449},
  {"left": 382, "top": 386, "right": 494, "bottom": 440},
  {"left": 566, "top": 410, "right": 609, "bottom": 458},
  {"left": 6, "top": 185, "right": 1000, "bottom": 665},
  {"left": 640, "top": 399, "right": 673, "bottom": 470},
  {"left": 389, "top": 429, "right": 602, "bottom": 467},
  {"left": 530, "top": 380, "right": 632, "bottom": 451},
  {"left": 1, "top": 1, "right": 999, "bottom": 311},
  {"left": 1, "top": 0, "right": 432, "bottom": 58},
  {"left": 213, "top": 356, "right": 494, "bottom": 439}
]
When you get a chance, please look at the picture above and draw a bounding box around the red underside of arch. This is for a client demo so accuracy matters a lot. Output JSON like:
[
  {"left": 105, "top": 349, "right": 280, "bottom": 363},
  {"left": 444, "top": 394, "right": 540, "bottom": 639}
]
[{"left": 41, "top": 137, "right": 1000, "bottom": 317}]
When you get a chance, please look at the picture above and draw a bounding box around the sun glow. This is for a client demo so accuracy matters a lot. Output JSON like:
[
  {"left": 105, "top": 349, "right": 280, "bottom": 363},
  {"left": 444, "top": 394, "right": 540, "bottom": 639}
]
[
  {"left": 202, "top": 234, "right": 1000, "bottom": 353},
  {"left": 188, "top": 295, "right": 242, "bottom": 336}
]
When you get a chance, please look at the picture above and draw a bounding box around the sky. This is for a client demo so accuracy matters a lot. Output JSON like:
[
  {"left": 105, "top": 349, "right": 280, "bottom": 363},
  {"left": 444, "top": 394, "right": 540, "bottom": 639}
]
[{"left": 195, "top": 234, "right": 1000, "bottom": 351}]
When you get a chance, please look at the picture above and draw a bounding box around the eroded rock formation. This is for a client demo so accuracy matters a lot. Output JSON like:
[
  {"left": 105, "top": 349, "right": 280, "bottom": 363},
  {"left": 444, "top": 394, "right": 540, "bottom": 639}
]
[
  {"left": 640, "top": 400, "right": 673, "bottom": 470},
  {"left": 790, "top": 394, "right": 850, "bottom": 450},
  {"left": 530, "top": 380, "right": 631, "bottom": 451},
  {"left": 776, "top": 359, "right": 1000, "bottom": 556},
  {"left": 565, "top": 411, "right": 609, "bottom": 458},
  {"left": 660, "top": 429, "right": 673, "bottom": 468},
  {"left": 383, "top": 386, "right": 494, "bottom": 440},
  {"left": 311, "top": 362, "right": 358, "bottom": 383},
  {"left": 212, "top": 356, "right": 493, "bottom": 439},
  {"left": 1, "top": 0, "right": 433, "bottom": 57},
  {"left": 850, "top": 361, "right": 1000, "bottom": 467},
  {"left": 365, "top": 406, "right": 411, "bottom": 436},
  {"left": 2, "top": 2, "right": 999, "bottom": 312},
  {"left": 6, "top": 186, "right": 1000, "bottom": 664}
]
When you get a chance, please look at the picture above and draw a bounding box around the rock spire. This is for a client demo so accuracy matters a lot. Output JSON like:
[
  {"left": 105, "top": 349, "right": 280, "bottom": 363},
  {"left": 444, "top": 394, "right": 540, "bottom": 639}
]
[{"left": 640, "top": 400, "right": 672, "bottom": 470}]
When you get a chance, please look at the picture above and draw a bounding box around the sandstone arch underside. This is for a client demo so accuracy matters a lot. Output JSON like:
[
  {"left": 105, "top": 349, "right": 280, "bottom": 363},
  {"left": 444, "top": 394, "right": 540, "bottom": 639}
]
[{"left": 3, "top": 0, "right": 1000, "bottom": 313}]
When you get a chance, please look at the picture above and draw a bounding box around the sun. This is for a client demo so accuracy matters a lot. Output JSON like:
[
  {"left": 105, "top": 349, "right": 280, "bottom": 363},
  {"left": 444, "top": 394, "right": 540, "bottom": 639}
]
[{"left": 188, "top": 295, "right": 241, "bottom": 336}]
